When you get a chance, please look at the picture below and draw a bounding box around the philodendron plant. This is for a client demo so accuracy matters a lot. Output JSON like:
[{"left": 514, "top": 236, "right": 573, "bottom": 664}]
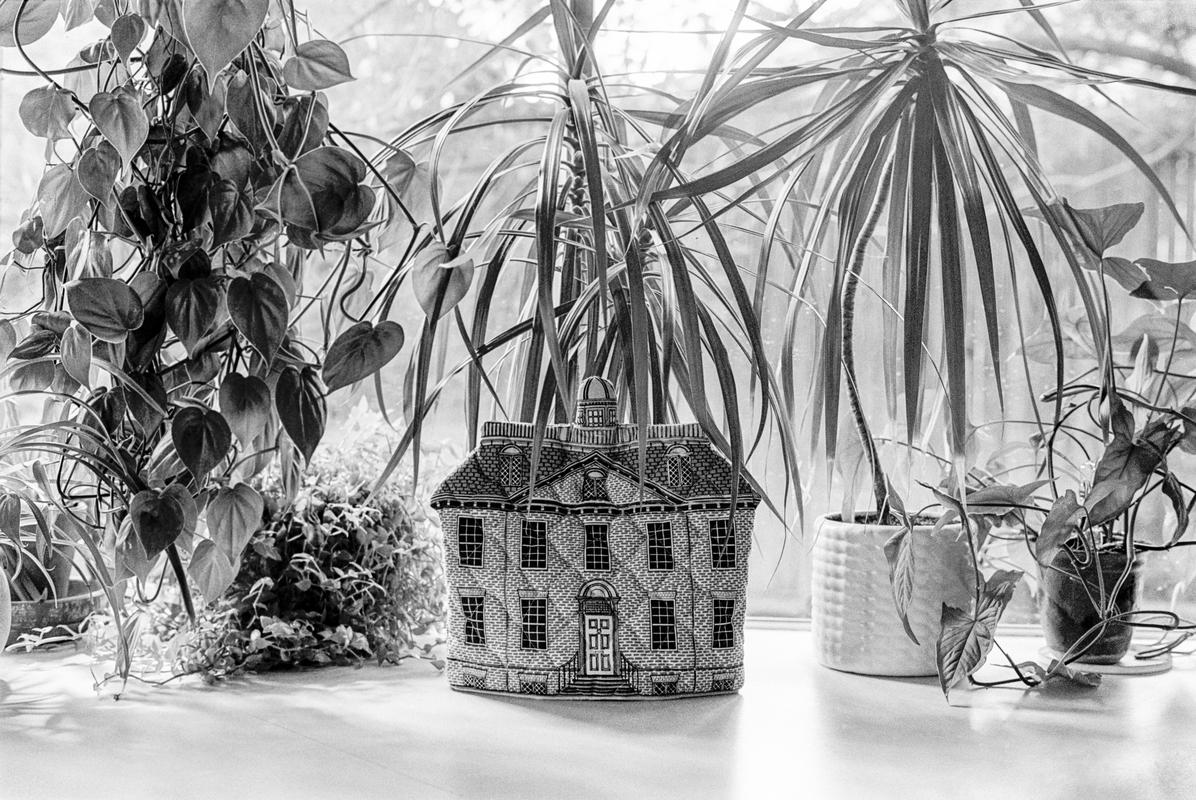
[
  {"left": 894, "top": 202, "right": 1196, "bottom": 699},
  {"left": 0, "top": 1, "right": 406, "bottom": 683}
]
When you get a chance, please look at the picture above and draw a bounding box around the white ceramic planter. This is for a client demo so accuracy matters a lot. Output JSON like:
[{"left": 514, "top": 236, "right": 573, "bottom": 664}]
[{"left": 812, "top": 514, "right": 974, "bottom": 676}]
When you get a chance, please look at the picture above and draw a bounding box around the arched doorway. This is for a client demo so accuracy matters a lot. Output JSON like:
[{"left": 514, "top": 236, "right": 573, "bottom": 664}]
[{"left": 578, "top": 579, "right": 618, "bottom": 676}]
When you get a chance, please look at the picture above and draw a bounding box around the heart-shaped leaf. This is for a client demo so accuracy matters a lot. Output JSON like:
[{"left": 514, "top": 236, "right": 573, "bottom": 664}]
[
  {"left": 129, "top": 488, "right": 186, "bottom": 560},
  {"left": 1066, "top": 202, "right": 1144, "bottom": 256},
  {"left": 12, "top": 216, "right": 44, "bottom": 254},
  {"left": 9, "top": 361, "right": 56, "bottom": 392},
  {"left": 182, "top": 0, "right": 268, "bottom": 80},
  {"left": 0, "top": 321, "right": 16, "bottom": 362},
  {"left": 171, "top": 405, "right": 232, "bottom": 480},
  {"left": 60, "top": 323, "right": 92, "bottom": 387},
  {"left": 90, "top": 87, "right": 149, "bottom": 165},
  {"left": 412, "top": 244, "right": 475, "bottom": 318},
  {"left": 322, "top": 320, "right": 404, "bottom": 392},
  {"left": 277, "top": 95, "right": 328, "bottom": 159},
  {"left": 278, "top": 146, "right": 371, "bottom": 235},
  {"left": 935, "top": 570, "right": 1021, "bottom": 697},
  {"left": 162, "top": 483, "right": 199, "bottom": 537},
  {"left": 0, "top": 0, "right": 58, "bottom": 47},
  {"left": 1130, "top": 258, "right": 1196, "bottom": 301},
  {"left": 218, "top": 372, "right": 271, "bottom": 446},
  {"left": 166, "top": 276, "right": 222, "bottom": 355},
  {"left": 1036, "top": 490, "right": 1082, "bottom": 565},
  {"left": 110, "top": 13, "right": 146, "bottom": 63},
  {"left": 282, "top": 39, "right": 354, "bottom": 91},
  {"left": 883, "top": 524, "right": 919, "bottom": 645},
  {"left": 208, "top": 179, "right": 253, "bottom": 246},
  {"left": 227, "top": 272, "right": 288, "bottom": 364},
  {"left": 37, "top": 165, "right": 89, "bottom": 238},
  {"left": 276, "top": 366, "right": 326, "bottom": 463},
  {"left": 206, "top": 482, "right": 263, "bottom": 562},
  {"left": 65, "top": 277, "right": 145, "bottom": 343},
  {"left": 19, "top": 85, "right": 78, "bottom": 140},
  {"left": 188, "top": 539, "right": 236, "bottom": 600},
  {"left": 9, "top": 329, "right": 58, "bottom": 360},
  {"left": 78, "top": 141, "right": 122, "bottom": 207}
]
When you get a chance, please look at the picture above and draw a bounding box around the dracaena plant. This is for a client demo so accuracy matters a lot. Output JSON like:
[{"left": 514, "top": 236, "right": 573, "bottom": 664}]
[
  {"left": 364, "top": 0, "right": 802, "bottom": 514},
  {"left": 0, "top": 1, "right": 407, "bottom": 683},
  {"left": 636, "top": 0, "right": 1196, "bottom": 523}
]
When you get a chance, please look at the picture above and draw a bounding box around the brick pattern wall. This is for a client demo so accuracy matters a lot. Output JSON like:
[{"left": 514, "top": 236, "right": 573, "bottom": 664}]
[{"left": 439, "top": 496, "right": 753, "bottom": 696}]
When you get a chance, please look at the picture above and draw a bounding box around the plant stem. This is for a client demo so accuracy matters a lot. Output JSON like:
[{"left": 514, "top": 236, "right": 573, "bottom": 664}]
[{"left": 842, "top": 163, "right": 894, "bottom": 523}]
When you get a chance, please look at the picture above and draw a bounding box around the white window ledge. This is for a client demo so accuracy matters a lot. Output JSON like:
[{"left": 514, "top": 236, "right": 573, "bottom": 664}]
[{"left": 2, "top": 628, "right": 1194, "bottom": 798}]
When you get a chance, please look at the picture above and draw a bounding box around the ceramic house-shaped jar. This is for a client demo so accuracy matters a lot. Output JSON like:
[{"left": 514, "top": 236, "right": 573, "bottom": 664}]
[{"left": 430, "top": 377, "right": 758, "bottom": 698}]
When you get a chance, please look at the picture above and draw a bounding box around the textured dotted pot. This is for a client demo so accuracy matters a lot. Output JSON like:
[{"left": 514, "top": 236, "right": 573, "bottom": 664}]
[
  {"left": 0, "top": 564, "right": 10, "bottom": 653},
  {"left": 812, "top": 514, "right": 975, "bottom": 676}
]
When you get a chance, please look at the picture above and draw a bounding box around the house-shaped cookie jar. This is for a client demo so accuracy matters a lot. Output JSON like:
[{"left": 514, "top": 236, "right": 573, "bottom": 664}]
[{"left": 430, "top": 376, "right": 758, "bottom": 698}]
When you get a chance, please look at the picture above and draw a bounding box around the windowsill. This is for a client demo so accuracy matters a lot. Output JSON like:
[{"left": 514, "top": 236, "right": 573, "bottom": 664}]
[{"left": 3, "top": 628, "right": 1194, "bottom": 798}]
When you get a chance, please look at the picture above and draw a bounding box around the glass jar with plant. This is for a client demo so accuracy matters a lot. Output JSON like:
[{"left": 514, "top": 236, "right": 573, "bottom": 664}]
[
  {"left": 633, "top": 0, "right": 1196, "bottom": 676},
  {"left": 0, "top": 1, "right": 407, "bottom": 687}
]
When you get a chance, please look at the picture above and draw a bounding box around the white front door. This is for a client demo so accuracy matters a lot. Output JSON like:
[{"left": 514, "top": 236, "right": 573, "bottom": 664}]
[{"left": 583, "top": 614, "right": 615, "bottom": 675}]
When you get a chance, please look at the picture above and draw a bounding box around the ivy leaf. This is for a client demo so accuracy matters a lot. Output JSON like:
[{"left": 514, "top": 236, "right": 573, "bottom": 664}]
[
  {"left": 0, "top": 0, "right": 58, "bottom": 47},
  {"left": 90, "top": 87, "right": 149, "bottom": 165},
  {"left": 166, "top": 276, "right": 222, "bottom": 355},
  {"left": 883, "top": 523, "right": 919, "bottom": 645},
  {"left": 129, "top": 488, "right": 186, "bottom": 560},
  {"left": 171, "top": 405, "right": 232, "bottom": 480},
  {"left": 37, "top": 165, "right": 89, "bottom": 238},
  {"left": 935, "top": 570, "right": 1022, "bottom": 698},
  {"left": 206, "top": 482, "right": 263, "bottom": 563},
  {"left": 60, "top": 322, "right": 92, "bottom": 387},
  {"left": 162, "top": 483, "right": 199, "bottom": 539},
  {"left": 277, "top": 94, "right": 328, "bottom": 159},
  {"left": 188, "top": 539, "right": 236, "bottom": 601},
  {"left": 218, "top": 372, "right": 271, "bottom": 446},
  {"left": 277, "top": 146, "right": 373, "bottom": 237},
  {"left": 412, "top": 245, "right": 475, "bottom": 319},
  {"left": 1045, "top": 658, "right": 1103, "bottom": 688},
  {"left": 282, "top": 39, "right": 354, "bottom": 91},
  {"left": 276, "top": 365, "right": 326, "bottom": 463},
  {"left": 78, "top": 141, "right": 122, "bottom": 206},
  {"left": 226, "top": 272, "right": 288, "bottom": 364},
  {"left": 18, "top": 85, "right": 78, "bottom": 139},
  {"left": 322, "top": 321, "right": 404, "bottom": 392},
  {"left": 65, "top": 277, "right": 145, "bottom": 343},
  {"left": 110, "top": 13, "right": 146, "bottom": 63},
  {"left": 182, "top": 0, "right": 269, "bottom": 80}
]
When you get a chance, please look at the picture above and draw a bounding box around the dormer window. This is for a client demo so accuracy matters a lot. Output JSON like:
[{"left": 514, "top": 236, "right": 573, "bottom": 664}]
[
  {"left": 666, "top": 446, "right": 693, "bottom": 488},
  {"left": 581, "top": 469, "right": 609, "bottom": 501},
  {"left": 500, "top": 445, "right": 523, "bottom": 489}
]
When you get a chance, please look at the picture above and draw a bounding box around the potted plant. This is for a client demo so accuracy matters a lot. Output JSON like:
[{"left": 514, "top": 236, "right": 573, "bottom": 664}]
[
  {"left": 633, "top": 0, "right": 1196, "bottom": 676},
  {"left": 0, "top": 1, "right": 402, "bottom": 686}
]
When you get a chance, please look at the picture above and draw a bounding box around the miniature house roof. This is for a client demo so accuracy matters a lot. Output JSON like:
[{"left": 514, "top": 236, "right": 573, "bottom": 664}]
[{"left": 430, "top": 379, "right": 759, "bottom": 511}]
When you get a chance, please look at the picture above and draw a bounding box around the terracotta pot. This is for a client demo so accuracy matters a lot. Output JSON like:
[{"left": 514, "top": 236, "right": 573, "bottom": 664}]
[
  {"left": 1040, "top": 544, "right": 1137, "bottom": 665},
  {"left": 812, "top": 514, "right": 975, "bottom": 676},
  {"left": 5, "top": 580, "right": 103, "bottom": 648}
]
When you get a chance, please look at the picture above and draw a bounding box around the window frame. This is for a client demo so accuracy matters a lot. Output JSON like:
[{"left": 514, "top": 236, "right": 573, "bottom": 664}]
[
  {"left": 521, "top": 519, "right": 549, "bottom": 570},
  {"left": 650, "top": 598, "right": 677, "bottom": 650},
  {"left": 584, "top": 522, "right": 611, "bottom": 571},
  {"left": 647, "top": 521, "right": 675, "bottom": 571},
  {"left": 520, "top": 597, "right": 548, "bottom": 650},
  {"left": 709, "top": 517, "right": 736, "bottom": 570},
  {"left": 461, "top": 595, "right": 486, "bottom": 647},
  {"left": 712, "top": 597, "right": 735, "bottom": 649},
  {"left": 457, "top": 516, "right": 485, "bottom": 568}
]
